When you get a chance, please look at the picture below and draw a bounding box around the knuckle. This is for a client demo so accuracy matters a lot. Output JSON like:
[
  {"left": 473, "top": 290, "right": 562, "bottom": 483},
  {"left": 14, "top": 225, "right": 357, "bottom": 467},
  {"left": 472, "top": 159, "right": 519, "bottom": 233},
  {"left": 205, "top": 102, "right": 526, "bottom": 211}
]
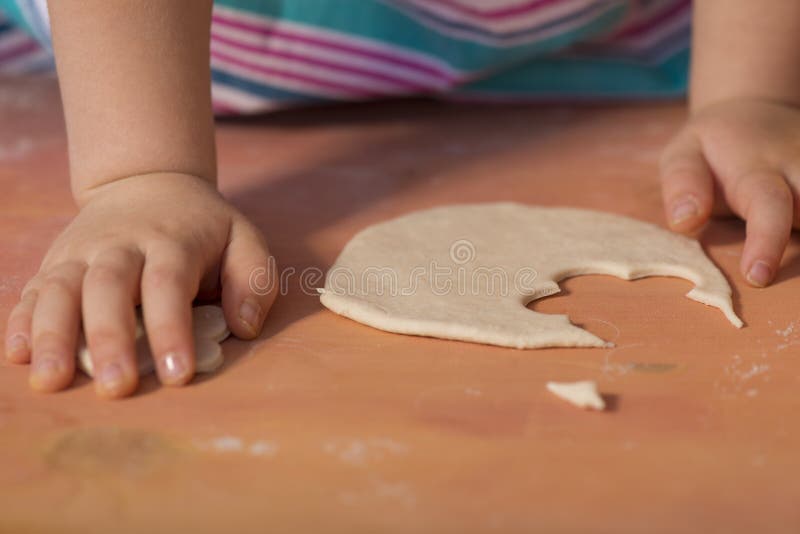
[
  {"left": 661, "top": 157, "right": 701, "bottom": 181},
  {"left": 84, "top": 327, "right": 133, "bottom": 355},
  {"left": 143, "top": 323, "right": 186, "bottom": 353},
  {"left": 41, "top": 273, "right": 80, "bottom": 298},
  {"left": 141, "top": 264, "right": 183, "bottom": 292},
  {"left": 33, "top": 328, "right": 73, "bottom": 352},
  {"left": 759, "top": 181, "right": 793, "bottom": 205},
  {"left": 93, "top": 246, "right": 142, "bottom": 268},
  {"left": 46, "top": 259, "right": 87, "bottom": 278},
  {"left": 20, "top": 280, "right": 40, "bottom": 302},
  {"left": 84, "top": 263, "right": 127, "bottom": 287},
  {"left": 151, "top": 238, "right": 195, "bottom": 261},
  {"left": 734, "top": 171, "right": 792, "bottom": 209}
]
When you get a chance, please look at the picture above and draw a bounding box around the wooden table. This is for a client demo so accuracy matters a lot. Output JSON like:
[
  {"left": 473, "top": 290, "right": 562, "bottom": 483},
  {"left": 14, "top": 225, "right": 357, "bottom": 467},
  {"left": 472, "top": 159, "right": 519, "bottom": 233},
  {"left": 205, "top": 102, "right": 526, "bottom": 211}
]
[{"left": 1, "top": 77, "right": 798, "bottom": 533}]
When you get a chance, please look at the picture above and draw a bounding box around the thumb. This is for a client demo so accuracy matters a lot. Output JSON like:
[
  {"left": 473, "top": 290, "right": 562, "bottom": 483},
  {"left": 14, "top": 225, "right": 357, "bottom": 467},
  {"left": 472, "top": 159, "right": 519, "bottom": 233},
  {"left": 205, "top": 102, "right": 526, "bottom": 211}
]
[
  {"left": 659, "top": 132, "right": 715, "bottom": 232},
  {"left": 220, "top": 216, "right": 278, "bottom": 339}
]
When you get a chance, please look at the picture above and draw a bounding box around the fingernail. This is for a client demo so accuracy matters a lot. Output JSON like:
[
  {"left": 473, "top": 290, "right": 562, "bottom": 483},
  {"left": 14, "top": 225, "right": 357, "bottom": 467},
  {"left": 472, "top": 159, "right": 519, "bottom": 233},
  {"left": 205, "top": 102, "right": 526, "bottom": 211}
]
[
  {"left": 162, "top": 352, "right": 188, "bottom": 381},
  {"left": 98, "top": 363, "right": 124, "bottom": 392},
  {"left": 671, "top": 196, "right": 699, "bottom": 224},
  {"left": 5, "top": 334, "right": 28, "bottom": 360},
  {"left": 746, "top": 260, "right": 772, "bottom": 287},
  {"left": 32, "top": 357, "right": 60, "bottom": 382},
  {"left": 239, "top": 297, "right": 261, "bottom": 332}
]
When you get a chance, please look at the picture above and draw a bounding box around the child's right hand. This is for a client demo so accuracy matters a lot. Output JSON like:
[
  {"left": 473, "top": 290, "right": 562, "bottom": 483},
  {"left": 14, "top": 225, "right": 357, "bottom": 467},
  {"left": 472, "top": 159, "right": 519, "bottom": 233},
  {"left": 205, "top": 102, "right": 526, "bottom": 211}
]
[{"left": 4, "top": 172, "right": 277, "bottom": 398}]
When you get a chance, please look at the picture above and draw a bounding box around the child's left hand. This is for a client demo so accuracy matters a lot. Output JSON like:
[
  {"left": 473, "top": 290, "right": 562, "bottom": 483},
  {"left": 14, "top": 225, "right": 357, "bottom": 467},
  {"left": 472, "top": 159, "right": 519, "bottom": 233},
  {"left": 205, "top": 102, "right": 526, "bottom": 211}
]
[{"left": 660, "top": 98, "right": 800, "bottom": 287}]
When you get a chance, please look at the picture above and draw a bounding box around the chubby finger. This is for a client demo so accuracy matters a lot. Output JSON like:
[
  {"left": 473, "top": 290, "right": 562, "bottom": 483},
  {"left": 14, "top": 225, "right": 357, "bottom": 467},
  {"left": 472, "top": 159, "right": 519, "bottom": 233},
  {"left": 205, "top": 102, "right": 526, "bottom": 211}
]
[
  {"left": 220, "top": 217, "right": 277, "bottom": 340},
  {"left": 5, "top": 284, "right": 39, "bottom": 363},
  {"left": 82, "top": 248, "right": 144, "bottom": 398},
  {"left": 140, "top": 242, "right": 200, "bottom": 386},
  {"left": 729, "top": 171, "right": 793, "bottom": 287},
  {"left": 659, "top": 133, "right": 715, "bottom": 232},
  {"left": 29, "top": 262, "right": 86, "bottom": 392}
]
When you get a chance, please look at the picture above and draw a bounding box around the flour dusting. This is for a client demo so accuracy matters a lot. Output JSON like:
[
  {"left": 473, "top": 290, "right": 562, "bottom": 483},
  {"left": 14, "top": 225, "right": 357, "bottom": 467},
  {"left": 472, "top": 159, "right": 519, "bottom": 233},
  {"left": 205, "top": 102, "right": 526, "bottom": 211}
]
[{"left": 324, "top": 437, "right": 408, "bottom": 467}]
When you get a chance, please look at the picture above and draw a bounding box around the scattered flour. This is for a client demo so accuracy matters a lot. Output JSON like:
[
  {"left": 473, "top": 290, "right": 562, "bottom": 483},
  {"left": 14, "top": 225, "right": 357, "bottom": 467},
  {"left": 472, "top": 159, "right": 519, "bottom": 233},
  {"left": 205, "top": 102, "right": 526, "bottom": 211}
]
[
  {"left": 194, "top": 436, "right": 279, "bottom": 457},
  {"left": 774, "top": 320, "right": 800, "bottom": 351},
  {"left": 248, "top": 440, "right": 280, "bottom": 457},
  {"left": 776, "top": 323, "right": 794, "bottom": 338},
  {"left": 715, "top": 354, "right": 772, "bottom": 398},
  {"left": 209, "top": 436, "right": 243, "bottom": 452},
  {"left": 324, "top": 437, "right": 408, "bottom": 467},
  {"left": 337, "top": 477, "right": 417, "bottom": 510}
]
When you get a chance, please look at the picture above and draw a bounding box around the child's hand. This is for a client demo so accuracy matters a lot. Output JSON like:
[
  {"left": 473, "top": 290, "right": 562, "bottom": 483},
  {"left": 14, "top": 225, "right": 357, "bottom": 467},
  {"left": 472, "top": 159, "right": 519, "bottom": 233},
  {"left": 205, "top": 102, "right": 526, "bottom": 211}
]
[
  {"left": 4, "top": 173, "right": 277, "bottom": 398},
  {"left": 660, "top": 98, "right": 800, "bottom": 287}
]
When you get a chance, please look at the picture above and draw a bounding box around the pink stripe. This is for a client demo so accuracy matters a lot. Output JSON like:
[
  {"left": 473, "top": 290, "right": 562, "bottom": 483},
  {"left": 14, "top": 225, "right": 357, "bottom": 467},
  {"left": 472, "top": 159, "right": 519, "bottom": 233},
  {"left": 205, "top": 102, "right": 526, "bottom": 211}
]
[
  {"left": 211, "top": 32, "right": 430, "bottom": 92},
  {"left": 211, "top": 12, "right": 454, "bottom": 82},
  {"left": 211, "top": 49, "right": 383, "bottom": 98},
  {"left": 0, "top": 39, "right": 40, "bottom": 64},
  {"left": 428, "top": 0, "right": 565, "bottom": 19},
  {"left": 212, "top": 101, "right": 241, "bottom": 115},
  {"left": 613, "top": 0, "right": 690, "bottom": 39}
]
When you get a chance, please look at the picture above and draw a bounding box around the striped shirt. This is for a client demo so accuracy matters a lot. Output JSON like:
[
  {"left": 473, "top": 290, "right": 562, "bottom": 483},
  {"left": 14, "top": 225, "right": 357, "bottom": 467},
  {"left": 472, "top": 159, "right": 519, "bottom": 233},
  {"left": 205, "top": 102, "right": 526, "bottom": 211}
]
[{"left": 0, "top": 0, "right": 690, "bottom": 115}]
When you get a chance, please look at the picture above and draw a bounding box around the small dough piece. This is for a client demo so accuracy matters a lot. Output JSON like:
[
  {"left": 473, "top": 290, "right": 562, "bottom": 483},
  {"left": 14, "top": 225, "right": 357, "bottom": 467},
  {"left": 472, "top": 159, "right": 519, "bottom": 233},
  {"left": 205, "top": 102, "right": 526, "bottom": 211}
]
[
  {"left": 320, "top": 203, "right": 742, "bottom": 349},
  {"left": 192, "top": 305, "right": 230, "bottom": 342},
  {"left": 76, "top": 304, "right": 231, "bottom": 377},
  {"left": 194, "top": 334, "right": 225, "bottom": 373},
  {"left": 546, "top": 380, "right": 606, "bottom": 410}
]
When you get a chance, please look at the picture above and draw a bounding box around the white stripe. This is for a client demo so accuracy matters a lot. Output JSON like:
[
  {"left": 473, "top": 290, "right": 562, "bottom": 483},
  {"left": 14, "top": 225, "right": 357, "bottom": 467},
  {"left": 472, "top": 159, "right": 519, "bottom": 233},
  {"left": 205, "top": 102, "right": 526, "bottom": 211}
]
[
  {"left": 210, "top": 55, "right": 353, "bottom": 100},
  {"left": 18, "top": 0, "right": 51, "bottom": 49},
  {"left": 211, "top": 23, "right": 453, "bottom": 90},
  {"left": 33, "top": 0, "right": 50, "bottom": 31},
  {"left": 400, "top": 0, "right": 604, "bottom": 34},
  {"left": 211, "top": 83, "right": 281, "bottom": 112},
  {"left": 211, "top": 37, "right": 413, "bottom": 95},
  {"left": 212, "top": 5, "right": 459, "bottom": 78}
]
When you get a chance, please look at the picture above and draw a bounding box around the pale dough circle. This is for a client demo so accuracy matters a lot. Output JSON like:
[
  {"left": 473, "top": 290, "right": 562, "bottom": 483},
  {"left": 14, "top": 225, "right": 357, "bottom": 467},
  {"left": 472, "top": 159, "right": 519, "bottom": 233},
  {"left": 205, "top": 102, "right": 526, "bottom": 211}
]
[{"left": 320, "top": 203, "right": 742, "bottom": 349}]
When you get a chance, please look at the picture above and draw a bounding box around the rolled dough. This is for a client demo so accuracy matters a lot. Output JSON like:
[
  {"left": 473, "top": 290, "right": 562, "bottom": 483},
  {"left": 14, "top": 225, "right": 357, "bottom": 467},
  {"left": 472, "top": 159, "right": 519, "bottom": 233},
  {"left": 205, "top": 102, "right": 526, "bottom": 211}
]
[
  {"left": 77, "top": 304, "right": 230, "bottom": 377},
  {"left": 320, "top": 203, "right": 742, "bottom": 349}
]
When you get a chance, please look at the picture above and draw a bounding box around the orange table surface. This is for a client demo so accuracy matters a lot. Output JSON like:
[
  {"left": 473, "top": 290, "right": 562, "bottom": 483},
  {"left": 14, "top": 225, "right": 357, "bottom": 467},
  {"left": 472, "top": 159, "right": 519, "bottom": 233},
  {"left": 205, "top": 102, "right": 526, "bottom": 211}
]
[{"left": 1, "top": 77, "right": 799, "bottom": 533}]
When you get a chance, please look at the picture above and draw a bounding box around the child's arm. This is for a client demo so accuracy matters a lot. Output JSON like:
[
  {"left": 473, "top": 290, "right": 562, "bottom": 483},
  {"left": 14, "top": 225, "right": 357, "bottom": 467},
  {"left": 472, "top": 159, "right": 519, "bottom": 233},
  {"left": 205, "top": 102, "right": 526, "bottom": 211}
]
[
  {"left": 4, "top": 1, "right": 277, "bottom": 398},
  {"left": 49, "top": 0, "right": 217, "bottom": 201},
  {"left": 660, "top": 1, "right": 800, "bottom": 287}
]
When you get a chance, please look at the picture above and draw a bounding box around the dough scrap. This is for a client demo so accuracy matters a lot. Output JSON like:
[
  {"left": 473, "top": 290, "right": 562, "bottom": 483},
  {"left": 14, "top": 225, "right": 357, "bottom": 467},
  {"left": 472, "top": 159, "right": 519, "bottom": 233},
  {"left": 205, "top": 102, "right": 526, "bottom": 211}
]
[
  {"left": 546, "top": 380, "right": 606, "bottom": 410},
  {"left": 76, "top": 304, "right": 230, "bottom": 377},
  {"left": 320, "top": 203, "right": 741, "bottom": 349},
  {"left": 193, "top": 335, "right": 225, "bottom": 373},
  {"left": 192, "top": 305, "right": 230, "bottom": 342}
]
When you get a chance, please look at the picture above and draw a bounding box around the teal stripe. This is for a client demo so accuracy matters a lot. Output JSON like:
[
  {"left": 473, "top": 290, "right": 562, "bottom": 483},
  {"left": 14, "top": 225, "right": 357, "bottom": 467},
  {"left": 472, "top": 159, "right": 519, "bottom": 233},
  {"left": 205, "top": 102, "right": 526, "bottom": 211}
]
[
  {"left": 215, "top": 0, "right": 628, "bottom": 73},
  {"left": 212, "top": 67, "right": 329, "bottom": 102},
  {"left": 0, "top": 0, "right": 34, "bottom": 35},
  {"left": 457, "top": 48, "right": 689, "bottom": 97}
]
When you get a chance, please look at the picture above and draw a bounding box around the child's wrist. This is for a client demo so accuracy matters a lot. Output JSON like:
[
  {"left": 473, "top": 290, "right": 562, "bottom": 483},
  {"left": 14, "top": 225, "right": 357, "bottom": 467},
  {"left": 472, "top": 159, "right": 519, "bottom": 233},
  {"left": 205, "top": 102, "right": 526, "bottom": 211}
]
[{"left": 73, "top": 170, "right": 218, "bottom": 209}]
